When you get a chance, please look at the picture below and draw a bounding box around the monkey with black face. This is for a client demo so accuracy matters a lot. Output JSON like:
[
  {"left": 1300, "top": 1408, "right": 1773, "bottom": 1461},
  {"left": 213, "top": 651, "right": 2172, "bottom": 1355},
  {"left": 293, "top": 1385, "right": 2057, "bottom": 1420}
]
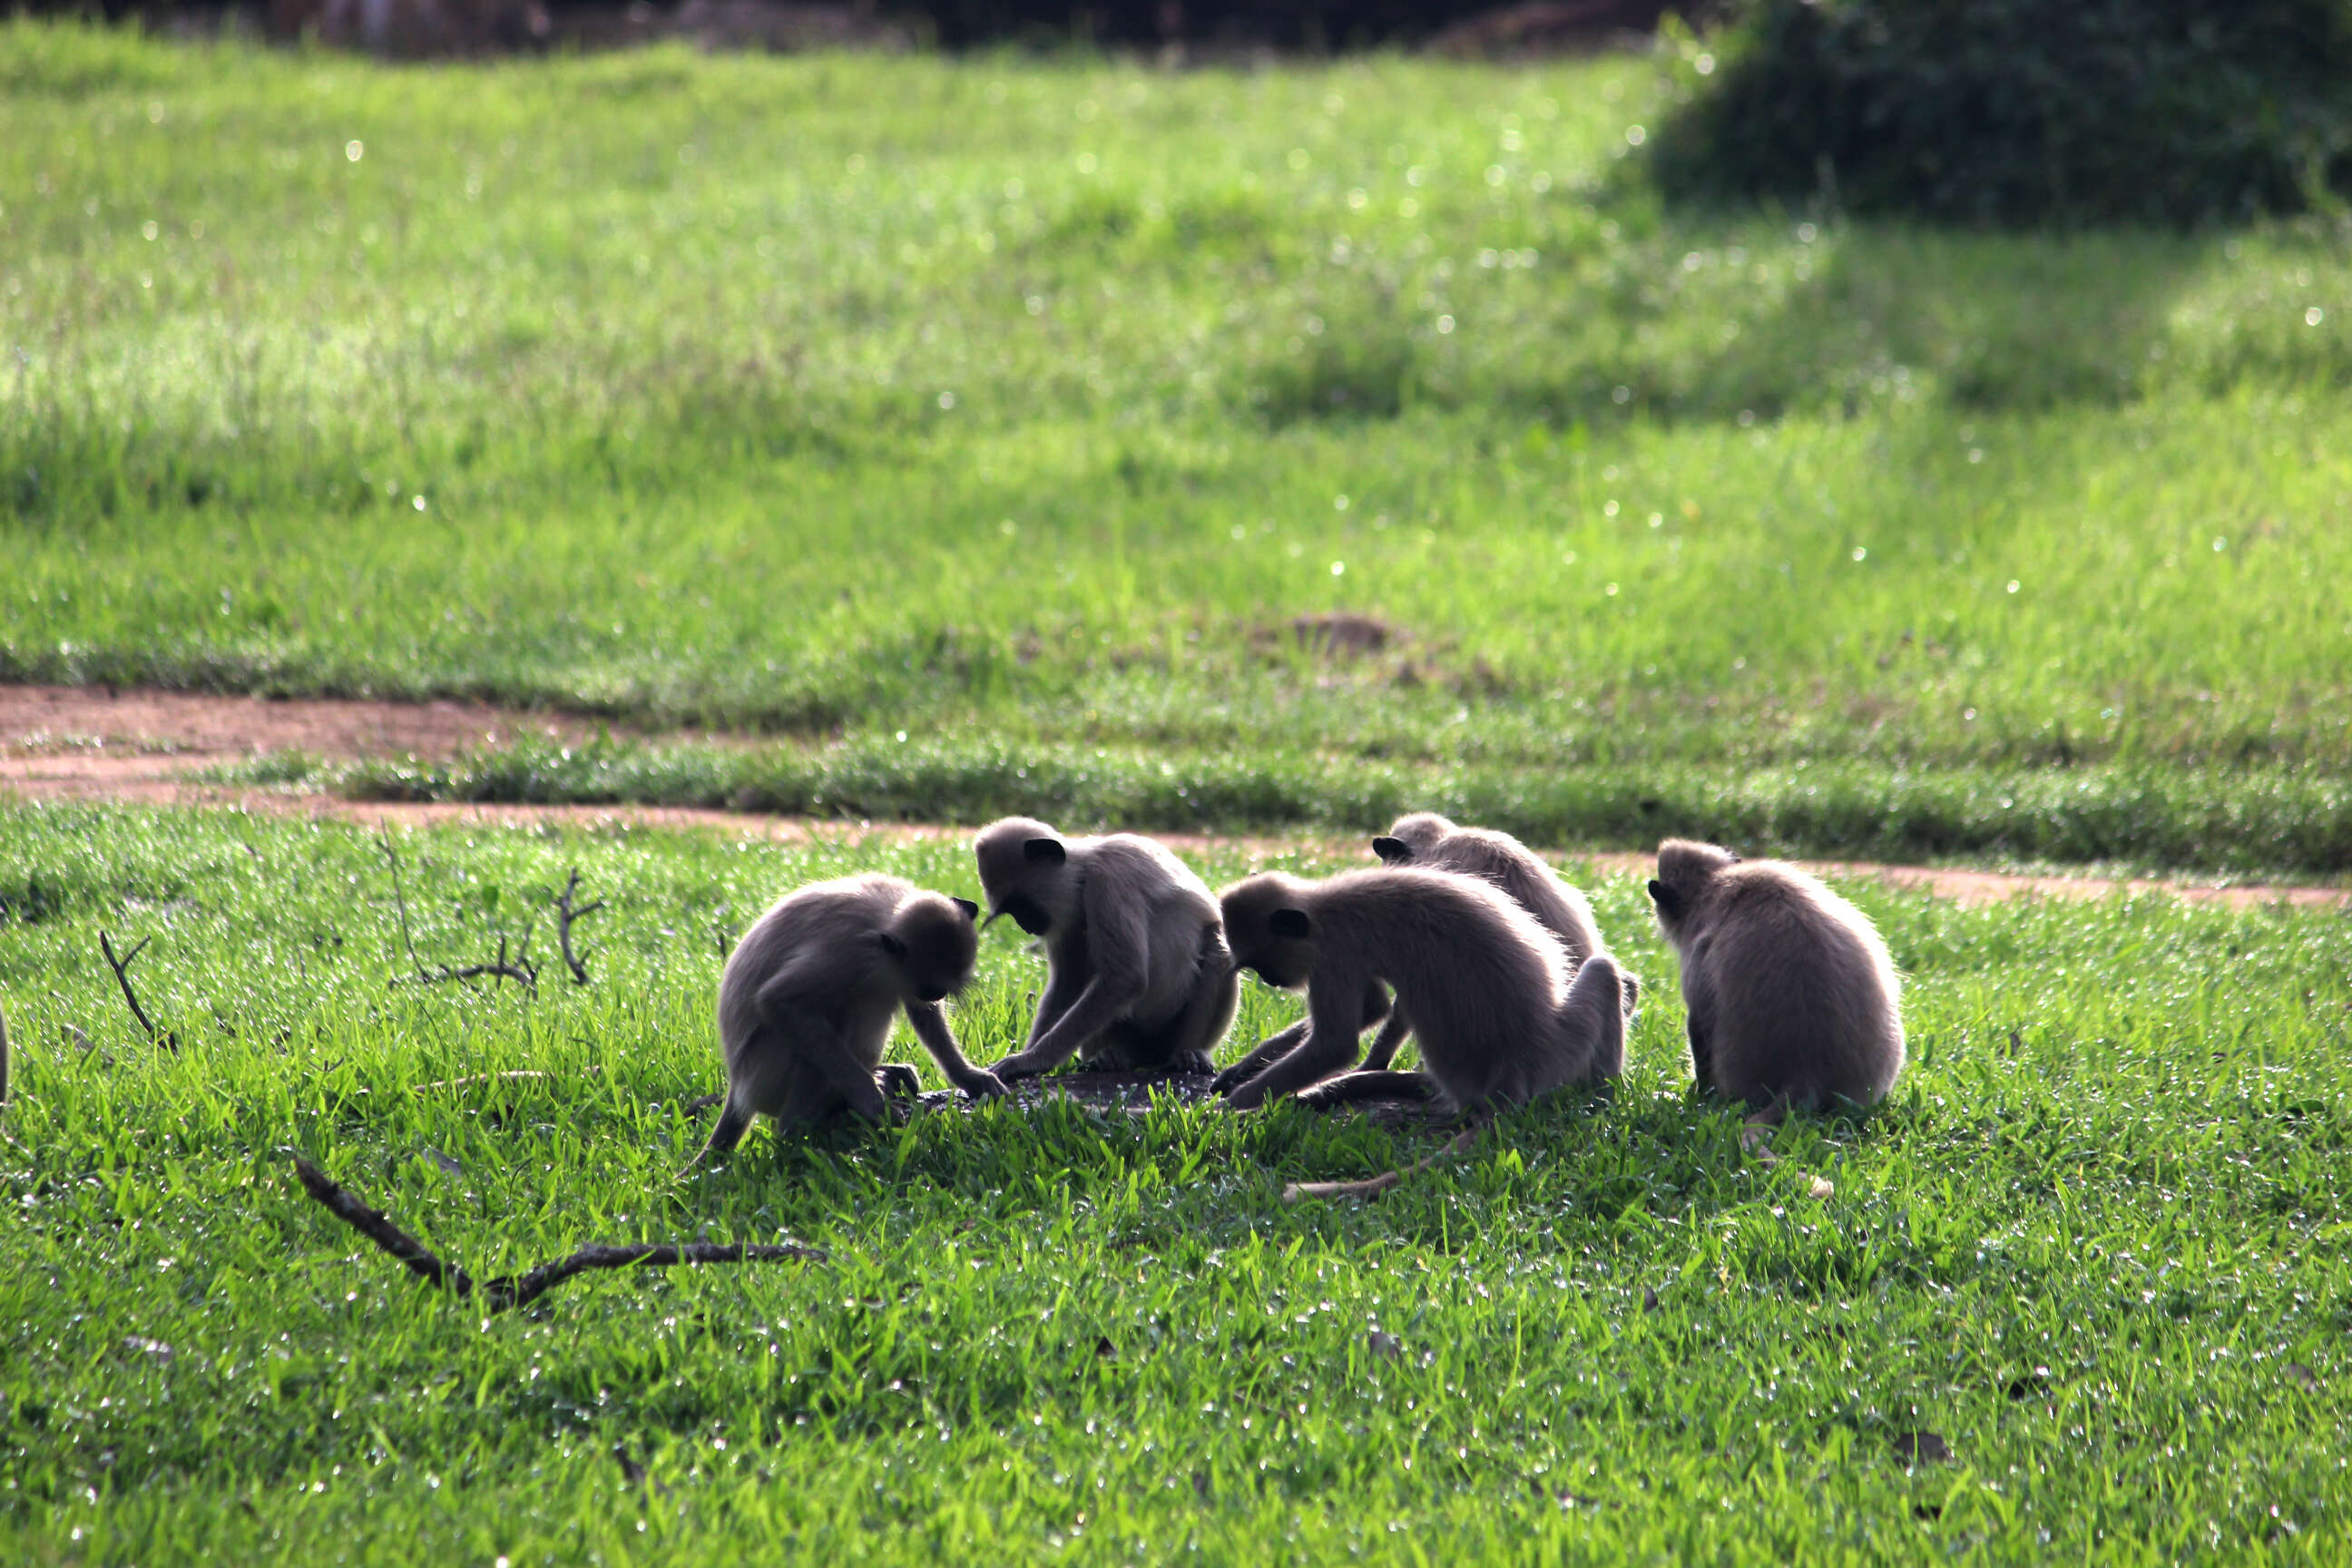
[
  {"left": 1357, "top": 813, "right": 1640, "bottom": 1068},
  {"left": 973, "top": 816, "right": 1238, "bottom": 1081},
  {"left": 693, "top": 874, "right": 1004, "bottom": 1164},
  {"left": 1217, "top": 867, "right": 1626, "bottom": 1112},
  {"left": 1647, "top": 839, "right": 1904, "bottom": 1112}
]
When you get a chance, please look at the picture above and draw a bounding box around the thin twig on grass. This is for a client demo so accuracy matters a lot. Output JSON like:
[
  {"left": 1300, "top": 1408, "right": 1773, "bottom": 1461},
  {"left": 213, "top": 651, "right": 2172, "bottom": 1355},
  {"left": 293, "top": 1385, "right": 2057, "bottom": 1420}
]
[
  {"left": 378, "top": 830, "right": 541, "bottom": 992},
  {"left": 98, "top": 931, "right": 176, "bottom": 1052},
  {"left": 1282, "top": 1122, "right": 1485, "bottom": 1203},
  {"left": 553, "top": 868, "right": 603, "bottom": 985},
  {"left": 289, "top": 1154, "right": 825, "bottom": 1313}
]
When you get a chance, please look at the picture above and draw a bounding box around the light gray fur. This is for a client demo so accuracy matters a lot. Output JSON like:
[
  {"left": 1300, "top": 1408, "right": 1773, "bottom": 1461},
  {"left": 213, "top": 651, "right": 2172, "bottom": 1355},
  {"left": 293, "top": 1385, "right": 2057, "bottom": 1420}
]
[
  {"left": 1217, "top": 866, "right": 1626, "bottom": 1113},
  {"left": 1648, "top": 838, "right": 1905, "bottom": 1111},
  {"left": 1361, "top": 812, "right": 1640, "bottom": 1069},
  {"left": 974, "top": 816, "right": 1238, "bottom": 1080},
  {"left": 696, "top": 873, "right": 1001, "bottom": 1163}
]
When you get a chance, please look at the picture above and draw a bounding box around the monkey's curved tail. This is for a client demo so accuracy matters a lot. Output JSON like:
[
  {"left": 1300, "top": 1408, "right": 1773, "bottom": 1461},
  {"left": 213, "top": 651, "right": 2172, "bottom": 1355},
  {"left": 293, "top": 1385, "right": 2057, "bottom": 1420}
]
[{"left": 678, "top": 1098, "right": 753, "bottom": 1179}]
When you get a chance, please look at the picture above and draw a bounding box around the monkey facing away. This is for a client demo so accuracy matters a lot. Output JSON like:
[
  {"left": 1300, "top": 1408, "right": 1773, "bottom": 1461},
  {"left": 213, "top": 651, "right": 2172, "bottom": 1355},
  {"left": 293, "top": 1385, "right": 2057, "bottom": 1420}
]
[
  {"left": 1358, "top": 813, "right": 1641, "bottom": 1068},
  {"left": 1647, "top": 839, "right": 1904, "bottom": 1112},
  {"left": 1216, "top": 867, "right": 1627, "bottom": 1112},
  {"left": 973, "top": 817, "right": 1238, "bottom": 1081},
  {"left": 696, "top": 874, "right": 1004, "bottom": 1162}
]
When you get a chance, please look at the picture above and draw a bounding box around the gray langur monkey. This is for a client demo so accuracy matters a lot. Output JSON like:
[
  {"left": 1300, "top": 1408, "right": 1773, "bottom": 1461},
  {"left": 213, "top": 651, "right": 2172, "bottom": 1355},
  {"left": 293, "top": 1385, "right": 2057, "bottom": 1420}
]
[
  {"left": 1216, "top": 867, "right": 1627, "bottom": 1112},
  {"left": 1357, "top": 812, "right": 1641, "bottom": 1068},
  {"left": 973, "top": 816, "right": 1238, "bottom": 1081},
  {"left": 1647, "top": 839, "right": 1905, "bottom": 1112},
  {"left": 693, "top": 874, "right": 1004, "bottom": 1165}
]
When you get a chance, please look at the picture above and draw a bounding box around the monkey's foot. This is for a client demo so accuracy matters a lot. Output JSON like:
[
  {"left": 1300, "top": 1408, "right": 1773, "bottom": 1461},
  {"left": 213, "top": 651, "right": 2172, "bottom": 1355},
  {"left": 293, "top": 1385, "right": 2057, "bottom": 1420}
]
[{"left": 877, "top": 1064, "right": 924, "bottom": 1100}]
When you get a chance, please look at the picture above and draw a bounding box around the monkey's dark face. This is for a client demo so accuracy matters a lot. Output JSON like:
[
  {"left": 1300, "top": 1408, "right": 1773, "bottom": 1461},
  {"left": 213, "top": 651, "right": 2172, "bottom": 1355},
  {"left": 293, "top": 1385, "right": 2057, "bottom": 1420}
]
[
  {"left": 1218, "top": 876, "right": 1315, "bottom": 990},
  {"left": 974, "top": 816, "right": 1069, "bottom": 937},
  {"left": 995, "top": 893, "right": 1053, "bottom": 936}
]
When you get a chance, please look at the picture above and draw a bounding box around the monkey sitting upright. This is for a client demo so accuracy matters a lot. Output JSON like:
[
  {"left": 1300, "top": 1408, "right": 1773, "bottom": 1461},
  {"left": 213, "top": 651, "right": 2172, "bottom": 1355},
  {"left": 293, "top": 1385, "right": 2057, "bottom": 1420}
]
[
  {"left": 1647, "top": 839, "right": 1905, "bottom": 1112},
  {"left": 1217, "top": 867, "right": 1627, "bottom": 1112},
  {"left": 694, "top": 874, "right": 1004, "bottom": 1163},
  {"left": 973, "top": 816, "right": 1238, "bottom": 1080}
]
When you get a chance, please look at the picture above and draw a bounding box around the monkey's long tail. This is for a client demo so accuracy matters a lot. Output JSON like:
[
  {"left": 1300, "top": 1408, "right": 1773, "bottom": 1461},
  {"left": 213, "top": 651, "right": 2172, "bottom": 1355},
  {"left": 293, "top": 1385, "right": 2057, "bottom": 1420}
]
[{"left": 678, "top": 1098, "right": 753, "bottom": 1179}]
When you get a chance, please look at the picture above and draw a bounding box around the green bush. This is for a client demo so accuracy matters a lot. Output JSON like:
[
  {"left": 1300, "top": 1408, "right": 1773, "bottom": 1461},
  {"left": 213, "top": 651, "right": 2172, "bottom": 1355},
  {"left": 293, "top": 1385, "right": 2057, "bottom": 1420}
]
[{"left": 1654, "top": 0, "right": 2352, "bottom": 225}]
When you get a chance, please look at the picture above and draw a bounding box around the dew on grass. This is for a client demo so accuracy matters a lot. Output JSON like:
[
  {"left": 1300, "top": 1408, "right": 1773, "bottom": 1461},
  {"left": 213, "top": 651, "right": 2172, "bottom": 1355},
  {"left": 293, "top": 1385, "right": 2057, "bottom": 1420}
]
[
  {"left": 1649, "top": 513, "right": 1663, "bottom": 529},
  {"left": 2006, "top": 580, "right": 2020, "bottom": 593},
  {"left": 346, "top": 141, "right": 363, "bottom": 162},
  {"left": 1603, "top": 500, "right": 1619, "bottom": 516},
  {"left": 1330, "top": 561, "right": 1345, "bottom": 576},
  {"left": 2306, "top": 308, "right": 2324, "bottom": 326},
  {"left": 2212, "top": 536, "right": 2227, "bottom": 551},
  {"left": 1852, "top": 546, "right": 1867, "bottom": 561},
  {"left": 1622, "top": 127, "right": 1645, "bottom": 148},
  {"left": 1604, "top": 583, "right": 1618, "bottom": 596},
  {"left": 1333, "top": 494, "right": 1348, "bottom": 511},
  {"left": 1612, "top": 386, "right": 1631, "bottom": 404},
  {"left": 1436, "top": 315, "right": 1454, "bottom": 333},
  {"left": 141, "top": 220, "right": 157, "bottom": 240}
]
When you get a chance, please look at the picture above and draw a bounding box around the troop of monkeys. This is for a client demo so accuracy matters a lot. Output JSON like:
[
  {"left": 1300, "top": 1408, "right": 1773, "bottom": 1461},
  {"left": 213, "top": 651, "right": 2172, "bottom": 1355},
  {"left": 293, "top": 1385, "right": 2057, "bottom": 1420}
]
[{"left": 700, "top": 813, "right": 1906, "bottom": 1163}]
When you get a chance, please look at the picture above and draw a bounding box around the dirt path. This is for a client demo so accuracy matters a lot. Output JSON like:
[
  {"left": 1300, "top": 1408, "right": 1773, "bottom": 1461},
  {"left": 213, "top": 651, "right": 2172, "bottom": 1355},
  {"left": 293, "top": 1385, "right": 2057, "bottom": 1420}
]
[{"left": 3, "top": 684, "right": 2343, "bottom": 910}]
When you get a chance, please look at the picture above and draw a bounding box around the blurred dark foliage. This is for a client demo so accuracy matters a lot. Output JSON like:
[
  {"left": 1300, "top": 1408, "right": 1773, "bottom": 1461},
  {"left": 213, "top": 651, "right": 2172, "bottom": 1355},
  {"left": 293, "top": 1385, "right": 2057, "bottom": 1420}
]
[
  {"left": 1652, "top": 0, "right": 2352, "bottom": 226},
  {"left": 20, "top": 0, "right": 1708, "bottom": 51}
]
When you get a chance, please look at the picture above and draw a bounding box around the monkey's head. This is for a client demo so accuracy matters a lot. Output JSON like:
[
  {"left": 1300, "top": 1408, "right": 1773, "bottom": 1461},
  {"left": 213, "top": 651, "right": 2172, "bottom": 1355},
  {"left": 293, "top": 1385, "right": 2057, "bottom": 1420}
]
[
  {"left": 1648, "top": 838, "right": 1740, "bottom": 936},
  {"left": 973, "top": 815, "right": 1074, "bottom": 938},
  {"left": 1218, "top": 873, "right": 1317, "bottom": 990},
  {"left": 1370, "top": 811, "right": 1455, "bottom": 866},
  {"left": 882, "top": 891, "right": 981, "bottom": 1004}
]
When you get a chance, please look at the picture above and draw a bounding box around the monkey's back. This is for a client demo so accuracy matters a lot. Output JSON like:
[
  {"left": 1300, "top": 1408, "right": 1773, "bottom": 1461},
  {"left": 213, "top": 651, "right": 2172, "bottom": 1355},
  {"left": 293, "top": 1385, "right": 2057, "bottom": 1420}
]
[
  {"left": 1080, "top": 833, "right": 1221, "bottom": 1020},
  {"left": 1699, "top": 865, "right": 1903, "bottom": 1109},
  {"left": 718, "top": 873, "right": 908, "bottom": 1063},
  {"left": 1310, "top": 867, "right": 1572, "bottom": 1105},
  {"left": 1420, "top": 828, "right": 1602, "bottom": 963}
]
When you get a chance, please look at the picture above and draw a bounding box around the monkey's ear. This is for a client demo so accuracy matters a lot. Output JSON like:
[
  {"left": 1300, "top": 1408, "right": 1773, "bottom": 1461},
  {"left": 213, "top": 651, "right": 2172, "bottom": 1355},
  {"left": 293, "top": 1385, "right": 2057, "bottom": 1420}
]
[
  {"left": 951, "top": 897, "right": 980, "bottom": 921},
  {"left": 1647, "top": 880, "right": 1682, "bottom": 919},
  {"left": 1370, "top": 836, "right": 1410, "bottom": 864},
  {"left": 877, "top": 931, "right": 908, "bottom": 959},
  {"left": 1022, "top": 837, "right": 1067, "bottom": 866},
  {"left": 1269, "top": 907, "right": 1312, "bottom": 940}
]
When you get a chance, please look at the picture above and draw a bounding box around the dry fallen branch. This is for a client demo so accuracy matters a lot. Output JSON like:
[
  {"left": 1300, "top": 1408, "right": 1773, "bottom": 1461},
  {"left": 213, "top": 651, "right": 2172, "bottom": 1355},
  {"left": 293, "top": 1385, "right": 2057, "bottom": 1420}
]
[
  {"left": 290, "top": 1154, "right": 824, "bottom": 1312},
  {"left": 1283, "top": 1122, "right": 1485, "bottom": 1203},
  {"left": 99, "top": 931, "right": 177, "bottom": 1052},
  {"left": 379, "top": 831, "right": 541, "bottom": 993},
  {"left": 553, "top": 868, "right": 603, "bottom": 986}
]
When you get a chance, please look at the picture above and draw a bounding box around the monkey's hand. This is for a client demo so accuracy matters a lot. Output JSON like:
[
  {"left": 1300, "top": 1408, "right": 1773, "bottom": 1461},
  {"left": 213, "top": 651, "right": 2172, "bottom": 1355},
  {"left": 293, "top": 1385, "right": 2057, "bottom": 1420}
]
[
  {"left": 954, "top": 1068, "right": 1009, "bottom": 1100},
  {"left": 982, "top": 1052, "right": 1050, "bottom": 1083}
]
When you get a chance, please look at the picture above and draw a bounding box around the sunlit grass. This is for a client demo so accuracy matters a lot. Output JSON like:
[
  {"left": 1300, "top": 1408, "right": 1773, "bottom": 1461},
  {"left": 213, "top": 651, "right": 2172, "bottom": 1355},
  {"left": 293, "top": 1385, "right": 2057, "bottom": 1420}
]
[
  {"left": 2, "top": 803, "right": 2348, "bottom": 1562},
  {"left": 2, "top": 21, "right": 2349, "bottom": 859}
]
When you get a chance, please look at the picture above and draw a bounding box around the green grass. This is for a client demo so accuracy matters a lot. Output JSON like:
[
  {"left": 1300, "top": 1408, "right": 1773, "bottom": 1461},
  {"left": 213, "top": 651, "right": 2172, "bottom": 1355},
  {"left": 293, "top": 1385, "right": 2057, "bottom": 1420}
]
[
  {"left": 4, "top": 802, "right": 2350, "bottom": 1563},
  {"left": 4, "top": 21, "right": 2351, "bottom": 865}
]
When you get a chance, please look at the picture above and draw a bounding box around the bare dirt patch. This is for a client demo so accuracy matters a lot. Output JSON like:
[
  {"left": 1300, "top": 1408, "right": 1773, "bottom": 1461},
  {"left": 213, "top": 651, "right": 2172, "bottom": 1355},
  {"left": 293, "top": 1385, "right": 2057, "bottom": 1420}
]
[{"left": 2, "top": 684, "right": 2342, "bottom": 911}]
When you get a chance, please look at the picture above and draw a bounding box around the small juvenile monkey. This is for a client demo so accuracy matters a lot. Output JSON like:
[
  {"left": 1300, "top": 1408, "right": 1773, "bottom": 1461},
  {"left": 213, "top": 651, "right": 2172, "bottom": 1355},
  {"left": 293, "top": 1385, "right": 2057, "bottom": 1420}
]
[
  {"left": 973, "top": 816, "right": 1238, "bottom": 1080},
  {"left": 1647, "top": 839, "right": 1905, "bottom": 1112},
  {"left": 1361, "top": 813, "right": 1640, "bottom": 1067},
  {"left": 1216, "top": 867, "right": 1626, "bottom": 1112},
  {"left": 695, "top": 874, "right": 1004, "bottom": 1162}
]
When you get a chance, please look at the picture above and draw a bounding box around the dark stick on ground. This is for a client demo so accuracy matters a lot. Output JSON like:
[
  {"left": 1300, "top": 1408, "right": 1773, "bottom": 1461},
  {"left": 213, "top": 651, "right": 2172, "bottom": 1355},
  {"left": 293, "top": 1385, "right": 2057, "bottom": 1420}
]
[
  {"left": 1283, "top": 1121, "right": 1485, "bottom": 1203},
  {"left": 553, "top": 867, "right": 603, "bottom": 985},
  {"left": 290, "top": 1154, "right": 825, "bottom": 1312},
  {"left": 98, "top": 930, "right": 177, "bottom": 1052},
  {"left": 378, "top": 830, "right": 542, "bottom": 992}
]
